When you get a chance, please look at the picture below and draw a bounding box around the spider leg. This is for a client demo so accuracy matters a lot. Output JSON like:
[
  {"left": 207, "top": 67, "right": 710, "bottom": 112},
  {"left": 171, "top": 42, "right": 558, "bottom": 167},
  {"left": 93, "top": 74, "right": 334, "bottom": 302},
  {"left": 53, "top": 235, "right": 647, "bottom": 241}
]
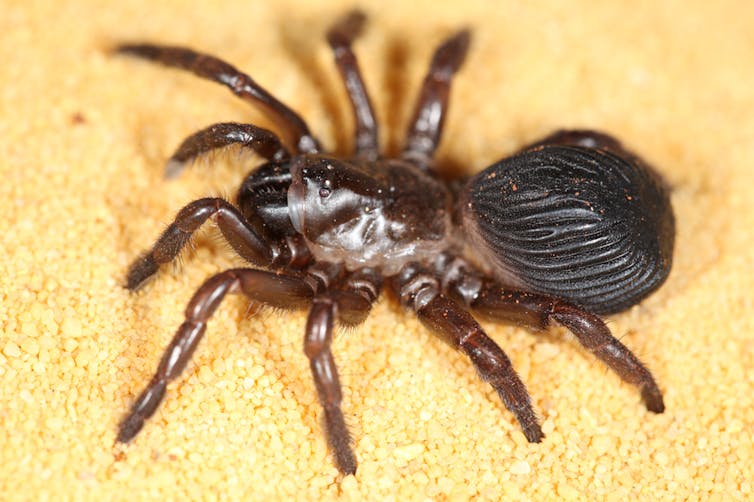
[
  {"left": 304, "top": 298, "right": 354, "bottom": 474},
  {"left": 441, "top": 257, "right": 665, "bottom": 413},
  {"left": 126, "top": 198, "right": 286, "bottom": 290},
  {"left": 391, "top": 265, "right": 543, "bottom": 443},
  {"left": 303, "top": 266, "right": 382, "bottom": 475},
  {"left": 327, "top": 10, "right": 380, "bottom": 160},
  {"left": 164, "top": 122, "right": 290, "bottom": 179},
  {"left": 550, "top": 304, "right": 665, "bottom": 412},
  {"left": 331, "top": 267, "right": 383, "bottom": 326},
  {"left": 402, "top": 28, "right": 471, "bottom": 168},
  {"left": 117, "top": 268, "right": 314, "bottom": 444},
  {"left": 116, "top": 44, "right": 320, "bottom": 153}
]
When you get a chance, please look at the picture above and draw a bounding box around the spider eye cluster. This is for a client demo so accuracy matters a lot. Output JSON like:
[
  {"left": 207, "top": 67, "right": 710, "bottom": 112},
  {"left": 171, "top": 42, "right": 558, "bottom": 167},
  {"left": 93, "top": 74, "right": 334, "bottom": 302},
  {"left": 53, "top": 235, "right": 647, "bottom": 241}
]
[
  {"left": 288, "top": 156, "right": 377, "bottom": 239},
  {"left": 295, "top": 163, "right": 339, "bottom": 199}
]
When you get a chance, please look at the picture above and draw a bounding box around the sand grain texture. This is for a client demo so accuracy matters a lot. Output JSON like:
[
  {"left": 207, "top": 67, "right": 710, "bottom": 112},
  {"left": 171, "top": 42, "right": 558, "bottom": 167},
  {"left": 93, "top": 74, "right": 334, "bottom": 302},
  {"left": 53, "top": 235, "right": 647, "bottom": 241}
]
[{"left": 2, "top": 0, "right": 753, "bottom": 500}]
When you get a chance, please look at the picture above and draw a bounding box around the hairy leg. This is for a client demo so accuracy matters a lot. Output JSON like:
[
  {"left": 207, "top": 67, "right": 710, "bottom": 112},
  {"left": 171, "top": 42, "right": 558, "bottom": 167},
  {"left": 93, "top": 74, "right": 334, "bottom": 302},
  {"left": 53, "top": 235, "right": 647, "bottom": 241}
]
[
  {"left": 164, "top": 122, "right": 290, "bottom": 178},
  {"left": 303, "top": 266, "right": 382, "bottom": 474},
  {"left": 117, "top": 268, "right": 314, "bottom": 443},
  {"left": 126, "top": 198, "right": 278, "bottom": 290},
  {"left": 440, "top": 255, "right": 665, "bottom": 412},
  {"left": 391, "top": 264, "right": 543, "bottom": 443}
]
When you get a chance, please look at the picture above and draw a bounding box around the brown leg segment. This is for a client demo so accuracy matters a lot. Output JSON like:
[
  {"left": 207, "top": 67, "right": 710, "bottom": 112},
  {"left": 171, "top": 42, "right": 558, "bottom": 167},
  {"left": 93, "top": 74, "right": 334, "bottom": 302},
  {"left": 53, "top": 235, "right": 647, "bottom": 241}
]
[
  {"left": 117, "top": 268, "right": 314, "bottom": 444},
  {"left": 392, "top": 265, "right": 543, "bottom": 443},
  {"left": 303, "top": 267, "right": 382, "bottom": 475},
  {"left": 331, "top": 267, "right": 383, "bottom": 326},
  {"left": 116, "top": 44, "right": 320, "bottom": 153},
  {"left": 126, "top": 198, "right": 274, "bottom": 290},
  {"left": 327, "top": 10, "right": 380, "bottom": 160},
  {"left": 402, "top": 29, "right": 471, "bottom": 167},
  {"left": 550, "top": 305, "right": 665, "bottom": 413},
  {"left": 304, "top": 298, "right": 355, "bottom": 474},
  {"left": 445, "top": 267, "right": 665, "bottom": 413},
  {"left": 164, "top": 122, "right": 290, "bottom": 178}
]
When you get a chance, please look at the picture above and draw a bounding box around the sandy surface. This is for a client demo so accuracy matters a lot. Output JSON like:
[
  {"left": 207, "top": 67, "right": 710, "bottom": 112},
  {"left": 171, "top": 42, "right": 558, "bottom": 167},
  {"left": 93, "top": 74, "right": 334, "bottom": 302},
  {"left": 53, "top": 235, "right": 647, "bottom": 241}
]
[{"left": 2, "top": 0, "right": 753, "bottom": 499}]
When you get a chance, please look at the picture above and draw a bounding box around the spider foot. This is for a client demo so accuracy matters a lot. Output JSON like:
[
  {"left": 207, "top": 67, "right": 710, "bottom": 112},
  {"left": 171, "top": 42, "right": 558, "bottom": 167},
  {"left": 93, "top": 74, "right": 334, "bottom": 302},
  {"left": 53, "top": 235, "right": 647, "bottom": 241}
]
[
  {"left": 117, "top": 379, "right": 168, "bottom": 443},
  {"left": 642, "top": 385, "right": 665, "bottom": 413},
  {"left": 164, "top": 158, "right": 186, "bottom": 179},
  {"left": 116, "top": 413, "right": 145, "bottom": 444},
  {"left": 517, "top": 410, "right": 544, "bottom": 443},
  {"left": 125, "top": 253, "right": 158, "bottom": 290},
  {"left": 324, "top": 407, "right": 357, "bottom": 475}
]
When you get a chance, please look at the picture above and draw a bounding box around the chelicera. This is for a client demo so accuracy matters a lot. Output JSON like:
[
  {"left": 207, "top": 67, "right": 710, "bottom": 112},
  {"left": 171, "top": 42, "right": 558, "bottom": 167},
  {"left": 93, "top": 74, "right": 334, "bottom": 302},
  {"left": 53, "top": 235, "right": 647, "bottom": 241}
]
[{"left": 115, "top": 11, "right": 674, "bottom": 475}]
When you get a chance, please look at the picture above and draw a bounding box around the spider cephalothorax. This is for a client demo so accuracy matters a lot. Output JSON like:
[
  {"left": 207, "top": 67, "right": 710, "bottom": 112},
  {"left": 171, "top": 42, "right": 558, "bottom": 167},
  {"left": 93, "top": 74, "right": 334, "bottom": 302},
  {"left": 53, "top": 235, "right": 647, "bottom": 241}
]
[{"left": 115, "top": 11, "right": 674, "bottom": 475}]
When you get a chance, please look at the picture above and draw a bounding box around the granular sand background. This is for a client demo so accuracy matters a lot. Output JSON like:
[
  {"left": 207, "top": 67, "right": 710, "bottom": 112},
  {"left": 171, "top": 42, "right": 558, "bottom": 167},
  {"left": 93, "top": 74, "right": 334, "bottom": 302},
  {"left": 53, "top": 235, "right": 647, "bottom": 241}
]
[{"left": 2, "top": 0, "right": 754, "bottom": 499}]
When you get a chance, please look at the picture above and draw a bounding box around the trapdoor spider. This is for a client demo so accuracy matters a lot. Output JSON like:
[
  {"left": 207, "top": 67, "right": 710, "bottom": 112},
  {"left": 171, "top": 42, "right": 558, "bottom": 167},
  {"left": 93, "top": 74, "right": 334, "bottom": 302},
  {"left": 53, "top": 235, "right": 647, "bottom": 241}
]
[{"left": 115, "top": 11, "right": 674, "bottom": 474}]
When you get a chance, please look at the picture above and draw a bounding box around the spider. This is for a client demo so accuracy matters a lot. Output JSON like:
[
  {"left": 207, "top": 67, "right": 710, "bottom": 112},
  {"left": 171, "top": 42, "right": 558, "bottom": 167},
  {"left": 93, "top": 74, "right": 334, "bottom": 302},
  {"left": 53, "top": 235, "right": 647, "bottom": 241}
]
[{"left": 115, "top": 11, "right": 674, "bottom": 475}]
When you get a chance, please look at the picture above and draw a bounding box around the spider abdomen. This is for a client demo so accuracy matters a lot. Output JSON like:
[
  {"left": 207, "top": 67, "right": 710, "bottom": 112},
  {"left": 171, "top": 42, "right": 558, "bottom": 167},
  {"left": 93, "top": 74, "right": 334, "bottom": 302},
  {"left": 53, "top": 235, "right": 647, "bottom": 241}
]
[{"left": 461, "top": 145, "right": 675, "bottom": 314}]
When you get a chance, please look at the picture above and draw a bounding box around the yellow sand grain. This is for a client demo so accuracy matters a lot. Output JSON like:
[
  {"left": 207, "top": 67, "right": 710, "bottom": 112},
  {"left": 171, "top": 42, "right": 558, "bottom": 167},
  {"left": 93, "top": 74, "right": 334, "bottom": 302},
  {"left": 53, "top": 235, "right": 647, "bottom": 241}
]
[{"left": 2, "top": 0, "right": 753, "bottom": 500}]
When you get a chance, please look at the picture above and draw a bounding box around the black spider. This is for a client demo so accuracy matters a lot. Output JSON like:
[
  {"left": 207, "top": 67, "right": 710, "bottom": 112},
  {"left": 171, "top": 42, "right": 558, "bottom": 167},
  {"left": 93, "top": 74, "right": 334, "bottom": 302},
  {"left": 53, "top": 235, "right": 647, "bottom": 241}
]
[{"left": 115, "top": 11, "right": 674, "bottom": 475}]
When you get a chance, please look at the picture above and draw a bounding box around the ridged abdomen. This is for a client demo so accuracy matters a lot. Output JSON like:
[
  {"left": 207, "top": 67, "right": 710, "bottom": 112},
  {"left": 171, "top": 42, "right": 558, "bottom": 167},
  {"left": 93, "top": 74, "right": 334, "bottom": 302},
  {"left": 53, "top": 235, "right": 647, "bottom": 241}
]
[{"left": 461, "top": 145, "right": 674, "bottom": 314}]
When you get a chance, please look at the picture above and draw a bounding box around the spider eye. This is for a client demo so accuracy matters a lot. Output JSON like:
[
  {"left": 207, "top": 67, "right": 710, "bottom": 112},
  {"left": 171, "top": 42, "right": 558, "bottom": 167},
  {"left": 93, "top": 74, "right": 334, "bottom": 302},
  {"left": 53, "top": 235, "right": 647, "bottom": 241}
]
[{"left": 319, "top": 187, "right": 332, "bottom": 198}]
